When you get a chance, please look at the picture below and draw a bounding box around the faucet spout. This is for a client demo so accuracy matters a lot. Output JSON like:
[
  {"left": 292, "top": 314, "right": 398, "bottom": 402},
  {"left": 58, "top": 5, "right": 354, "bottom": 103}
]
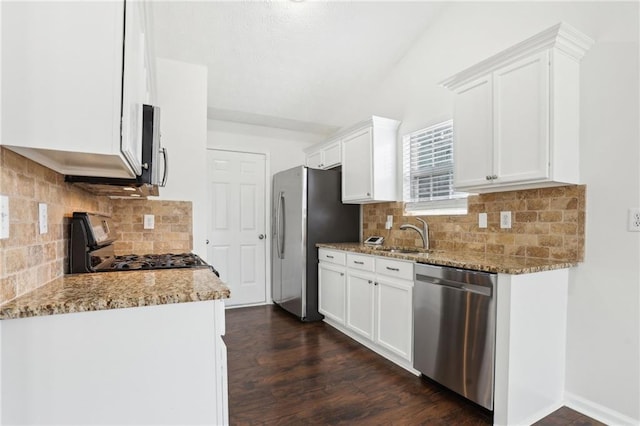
[{"left": 399, "top": 218, "right": 429, "bottom": 250}]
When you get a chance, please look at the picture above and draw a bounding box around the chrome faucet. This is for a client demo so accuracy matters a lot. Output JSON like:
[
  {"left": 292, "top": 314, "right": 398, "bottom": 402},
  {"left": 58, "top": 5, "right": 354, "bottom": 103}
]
[{"left": 400, "top": 218, "right": 429, "bottom": 250}]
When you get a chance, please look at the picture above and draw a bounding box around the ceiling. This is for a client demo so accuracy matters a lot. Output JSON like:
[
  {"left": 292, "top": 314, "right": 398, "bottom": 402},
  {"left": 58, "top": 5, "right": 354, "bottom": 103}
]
[{"left": 152, "top": 1, "right": 446, "bottom": 135}]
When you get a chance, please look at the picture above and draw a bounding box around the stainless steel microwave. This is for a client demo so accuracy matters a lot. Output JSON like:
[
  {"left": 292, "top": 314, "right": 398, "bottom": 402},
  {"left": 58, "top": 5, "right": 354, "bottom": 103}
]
[{"left": 65, "top": 105, "right": 167, "bottom": 196}]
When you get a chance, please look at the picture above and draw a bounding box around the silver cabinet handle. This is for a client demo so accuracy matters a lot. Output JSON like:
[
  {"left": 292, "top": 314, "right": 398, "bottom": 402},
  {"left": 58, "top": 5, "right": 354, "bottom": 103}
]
[
  {"left": 258, "top": 234, "right": 265, "bottom": 240},
  {"left": 326, "top": 255, "right": 334, "bottom": 259},
  {"left": 354, "top": 261, "right": 364, "bottom": 265},
  {"left": 386, "top": 266, "right": 400, "bottom": 271}
]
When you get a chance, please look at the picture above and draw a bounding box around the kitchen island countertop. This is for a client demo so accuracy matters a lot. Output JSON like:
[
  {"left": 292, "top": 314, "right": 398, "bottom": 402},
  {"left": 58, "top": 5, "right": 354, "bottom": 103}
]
[
  {"left": 0, "top": 267, "right": 230, "bottom": 320},
  {"left": 316, "top": 242, "right": 577, "bottom": 274}
]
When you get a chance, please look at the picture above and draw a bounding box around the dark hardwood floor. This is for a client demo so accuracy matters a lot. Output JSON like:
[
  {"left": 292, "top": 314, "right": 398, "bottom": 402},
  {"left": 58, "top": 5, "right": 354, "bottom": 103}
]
[{"left": 224, "top": 305, "right": 604, "bottom": 425}]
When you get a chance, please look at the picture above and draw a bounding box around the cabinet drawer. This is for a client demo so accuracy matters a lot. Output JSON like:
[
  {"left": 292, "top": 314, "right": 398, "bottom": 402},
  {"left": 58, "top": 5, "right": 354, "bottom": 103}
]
[
  {"left": 375, "top": 258, "right": 414, "bottom": 281},
  {"left": 346, "top": 253, "right": 374, "bottom": 271},
  {"left": 318, "top": 249, "right": 346, "bottom": 265}
]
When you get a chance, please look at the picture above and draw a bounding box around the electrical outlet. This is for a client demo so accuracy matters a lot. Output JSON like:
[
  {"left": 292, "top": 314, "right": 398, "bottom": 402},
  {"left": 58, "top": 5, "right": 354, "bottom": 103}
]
[
  {"left": 0, "top": 195, "right": 9, "bottom": 239},
  {"left": 629, "top": 208, "right": 640, "bottom": 232},
  {"left": 38, "top": 203, "right": 48, "bottom": 234},
  {"left": 144, "top": 214, "right": 155, "bottom": 230},
  {"left": 500, "top": 211, "right": 512, "bottom": 229},
  {"left": 385, "top": 215, "right": 393, "bottom": 230},
  {"left": 478, "top": 213, "right": 487, "bottom": 229}
]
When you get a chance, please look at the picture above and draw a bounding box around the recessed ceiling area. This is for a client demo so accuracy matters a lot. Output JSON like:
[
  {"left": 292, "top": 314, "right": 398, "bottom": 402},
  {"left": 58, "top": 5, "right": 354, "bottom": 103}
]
[{"left": 152, "top": 1, "right": 446, "bottom": 135}]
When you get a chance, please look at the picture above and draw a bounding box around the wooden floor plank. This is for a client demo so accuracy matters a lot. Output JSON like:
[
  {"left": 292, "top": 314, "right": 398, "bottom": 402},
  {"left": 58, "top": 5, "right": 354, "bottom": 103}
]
[{"left": 225, "top": 305, "right": 602, "bottom": 425}]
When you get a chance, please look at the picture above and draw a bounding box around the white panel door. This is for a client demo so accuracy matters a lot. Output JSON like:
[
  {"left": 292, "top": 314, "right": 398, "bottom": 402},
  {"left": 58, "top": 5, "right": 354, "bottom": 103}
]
[{"left": 208, "top": 150, "right": 267, "bottom": 306}]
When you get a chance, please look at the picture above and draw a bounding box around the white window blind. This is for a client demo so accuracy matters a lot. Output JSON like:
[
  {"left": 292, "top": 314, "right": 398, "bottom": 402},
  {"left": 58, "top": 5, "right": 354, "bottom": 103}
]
[{"left": 402, "top": 120, "right": 468, "bottom": 215}]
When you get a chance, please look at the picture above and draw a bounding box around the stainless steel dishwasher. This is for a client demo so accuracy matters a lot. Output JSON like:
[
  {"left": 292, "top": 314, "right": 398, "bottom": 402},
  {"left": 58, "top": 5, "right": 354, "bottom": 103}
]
[{"left": 413, "top": 263, "right": 497, "bottom": 411}]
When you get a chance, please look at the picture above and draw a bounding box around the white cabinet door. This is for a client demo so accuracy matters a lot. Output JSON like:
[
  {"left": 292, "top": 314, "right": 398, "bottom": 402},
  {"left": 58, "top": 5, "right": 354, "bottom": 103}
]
[
  {"left": 1, "top": 1, "right": 153, "bottom": 179},
  {"left": 375, "top": 277, "right": 413, "bottom": 362},
  {"left": 453, "top": 76, "right": 494, "bottom": 189},
  {"left": 306, "top": 150, "right": 323, "bottom": 169},
  {"left": 342, "top": 127, "right": 373, "bottom": 201},
  {"left": 346, "top": 270, "right": 375, "bottom": 340},
  {"left": 493, "top": 51, "right": 550, "bottom": 184},
  {"left": 318, "top": 262, "right": 346, "bottom": 324},
  {"left": 121, "top": 0, "right": 147, "bottom": 176},
  {"left": 322, "top": 141, "right": 341, "bottom": 169}
]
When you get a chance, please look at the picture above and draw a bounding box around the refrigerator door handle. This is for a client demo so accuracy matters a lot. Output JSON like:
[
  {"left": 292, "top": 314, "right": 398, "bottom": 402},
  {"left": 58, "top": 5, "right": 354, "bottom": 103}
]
[{"left": 276, "top": 191, "right": 285, "bottom": 259}]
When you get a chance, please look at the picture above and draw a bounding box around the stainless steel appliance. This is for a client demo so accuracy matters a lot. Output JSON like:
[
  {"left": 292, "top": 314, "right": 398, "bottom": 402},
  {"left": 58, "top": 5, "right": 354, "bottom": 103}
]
[
  {"left": 271, "top": 166, "right": 359, "bottom": 321},
  {"left": 65, "top": 105, "right": 167, "bottom": 197},
  {"left": 413, "top": 263, "right": 497, "bottom": 410},
  {"left": 69, "top": 212, "right": 217, "bottom": 275}
]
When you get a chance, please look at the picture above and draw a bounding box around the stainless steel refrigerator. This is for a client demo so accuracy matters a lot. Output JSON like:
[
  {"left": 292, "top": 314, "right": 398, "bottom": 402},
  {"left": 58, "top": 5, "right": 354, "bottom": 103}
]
[{"left": 272, "top": 166, "right": 360, "bottom": 321}]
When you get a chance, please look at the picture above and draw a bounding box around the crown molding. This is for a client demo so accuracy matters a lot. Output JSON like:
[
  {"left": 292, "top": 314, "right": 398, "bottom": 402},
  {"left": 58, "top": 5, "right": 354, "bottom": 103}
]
[{"left": 441, "top": 22, "right": 595, "bottom": 90}]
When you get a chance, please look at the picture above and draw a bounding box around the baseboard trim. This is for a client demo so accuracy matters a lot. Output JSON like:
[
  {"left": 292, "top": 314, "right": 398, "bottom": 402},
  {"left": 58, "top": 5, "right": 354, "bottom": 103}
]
[{"left": 565, "top": 391, "right": 639, "bottom": 426}]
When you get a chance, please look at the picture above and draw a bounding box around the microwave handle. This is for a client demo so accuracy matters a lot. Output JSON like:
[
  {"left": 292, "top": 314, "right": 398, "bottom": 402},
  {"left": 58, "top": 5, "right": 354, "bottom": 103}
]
[{"left": 160, "top": 147, "right": 168, "bottom": 187}]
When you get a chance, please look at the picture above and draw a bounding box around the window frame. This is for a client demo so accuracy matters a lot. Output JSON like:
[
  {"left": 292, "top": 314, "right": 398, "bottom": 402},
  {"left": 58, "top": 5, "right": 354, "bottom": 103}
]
[{"left": 402, "top": 119, "right": 468, "bottom": 216}]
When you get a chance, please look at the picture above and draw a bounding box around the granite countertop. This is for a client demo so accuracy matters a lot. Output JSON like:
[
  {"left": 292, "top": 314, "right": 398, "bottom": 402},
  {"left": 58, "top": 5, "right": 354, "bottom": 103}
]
[
  {"left": 317, "top": 242, "right": 578, "bottom": 274},
  {"left": 0, "top": 267, "right": 230, "bottom": 320}
]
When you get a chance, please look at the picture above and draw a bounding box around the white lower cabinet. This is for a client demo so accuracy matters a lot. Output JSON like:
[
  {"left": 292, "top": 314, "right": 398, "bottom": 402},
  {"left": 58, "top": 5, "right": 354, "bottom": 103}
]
[
  {"left": 318, "top": 250, "right": 347, "bottom": 324},
  {"left": 375, "top": 277, "right": 413, "bottom": 361},
  {"left": 320, "top": 250, "right": 414, "bottom": 371},
  {"left": 346, "top": 264, "right": 376, "bottom": 340}
]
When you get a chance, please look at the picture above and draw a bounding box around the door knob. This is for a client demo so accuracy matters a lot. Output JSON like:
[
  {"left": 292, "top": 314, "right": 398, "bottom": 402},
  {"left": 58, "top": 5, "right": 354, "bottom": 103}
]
[{"left": 258, "top": 234, "right": 265, "bottom": 240}]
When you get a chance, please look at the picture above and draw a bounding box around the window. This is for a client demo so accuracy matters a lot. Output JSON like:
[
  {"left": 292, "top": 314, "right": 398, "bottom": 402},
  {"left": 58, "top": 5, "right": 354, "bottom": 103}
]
[{"left": 402, "top": 119, "right": 468, "bottom": 215}]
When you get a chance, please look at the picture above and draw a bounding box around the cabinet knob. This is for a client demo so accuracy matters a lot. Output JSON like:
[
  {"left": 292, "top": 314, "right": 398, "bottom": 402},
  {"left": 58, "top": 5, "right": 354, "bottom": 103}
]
[
  {"left": 366, "top": 192, "right": 371, "bottom": 196},
  {"left": 374, "top": 282, "right": 378, "bottom": 286},
  {"left": 340, "top": 273, "right": 344, "bottom": 276},
  {"left": 486, "top": 175, "right": 491, "bottom": 180},
  {"left": 368, "top": 280, "right": 372, "bottom": 284},
  {"left": 492, "top": 174, "right": 498, "bottom": 180}
]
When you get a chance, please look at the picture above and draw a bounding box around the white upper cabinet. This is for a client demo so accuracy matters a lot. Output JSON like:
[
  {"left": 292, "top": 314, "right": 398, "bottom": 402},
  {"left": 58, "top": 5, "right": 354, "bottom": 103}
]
[
  {"left": 442, "top": 23, "right": 594, "bottom": 193},
  {"left": 305, "top": 139, "right": 341, "bottom": 170},
  {"left": 1, "top": 1, "right": 155, "bottom": 179},
  {"left": 341, "top": 116, "right": 401, "bottom": 204}
]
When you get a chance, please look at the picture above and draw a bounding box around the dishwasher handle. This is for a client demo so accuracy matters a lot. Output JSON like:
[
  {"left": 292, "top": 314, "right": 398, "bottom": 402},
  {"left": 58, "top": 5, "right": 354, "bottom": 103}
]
[{"left": 416, "top": 275, "right": 492, "bottom": 296}]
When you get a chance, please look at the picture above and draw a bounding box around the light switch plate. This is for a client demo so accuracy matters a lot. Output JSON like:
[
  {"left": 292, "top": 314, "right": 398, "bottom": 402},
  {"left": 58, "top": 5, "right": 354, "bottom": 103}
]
[
  {"left": 144, "top": 214, "right": 155, "bottom": 230},
  {"left": 500, "top": 211, "right": 512, "bottom": 229},
  {"left": 478, "top": 213, "right": 488, "bottom": 229},
  {"left": 39, "top": 203, "right": 48, "bottom": 234},
  {"left": 0, "top": 195, "right": 9, "bottom": 239}
]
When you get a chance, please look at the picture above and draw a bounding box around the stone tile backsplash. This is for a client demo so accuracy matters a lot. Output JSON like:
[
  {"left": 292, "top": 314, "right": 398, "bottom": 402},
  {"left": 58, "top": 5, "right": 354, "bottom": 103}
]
[
  {"left": 111, "top": 199, "right": 193, "bottom": 255},
  {"left": 0, "top": 148, "right": 194, "bottom": 304},
  {"left": 363, "top": 185, "right": 585, "bottom": 262},
  {"left": 0, "top": 148, "right": 112, "bottom": 302}
]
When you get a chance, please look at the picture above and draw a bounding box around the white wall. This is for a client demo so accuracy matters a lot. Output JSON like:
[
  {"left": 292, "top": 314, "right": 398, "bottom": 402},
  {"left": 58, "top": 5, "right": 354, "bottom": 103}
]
[
  {"left": 207, "top": 120, "right": 323, "bottom": 175},
  {"left": 357, "top": 2, "right": 639, "bottom": 424},
  {"left": 155, "top": 58, "right": 209, "bottom": 258}
]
